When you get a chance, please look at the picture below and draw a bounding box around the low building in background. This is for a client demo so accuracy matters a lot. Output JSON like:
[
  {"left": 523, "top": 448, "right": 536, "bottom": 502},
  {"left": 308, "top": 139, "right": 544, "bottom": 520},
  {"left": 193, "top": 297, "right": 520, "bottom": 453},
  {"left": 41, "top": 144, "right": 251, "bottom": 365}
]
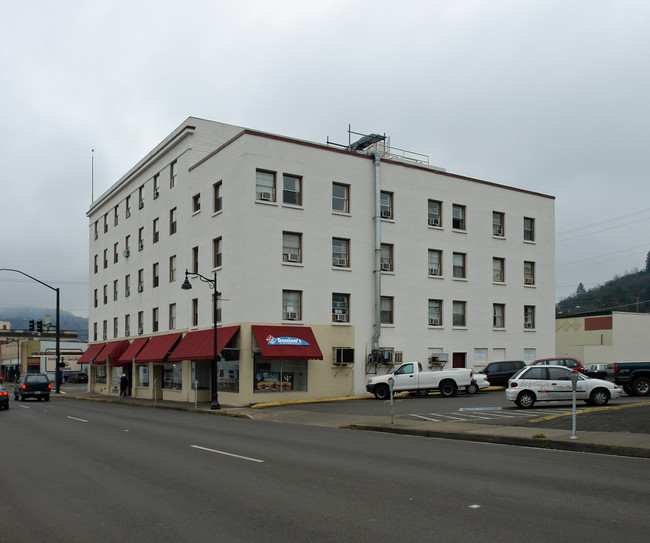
[{"left": 556, "top": 311, "right": 650, "bottom": 364}]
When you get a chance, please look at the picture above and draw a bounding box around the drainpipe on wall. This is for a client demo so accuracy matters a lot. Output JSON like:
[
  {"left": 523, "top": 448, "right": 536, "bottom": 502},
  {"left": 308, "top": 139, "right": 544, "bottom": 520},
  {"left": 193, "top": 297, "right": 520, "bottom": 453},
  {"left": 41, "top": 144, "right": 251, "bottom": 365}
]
[{"left": 371, "top": 151, "right": 382, "bottom": 352}]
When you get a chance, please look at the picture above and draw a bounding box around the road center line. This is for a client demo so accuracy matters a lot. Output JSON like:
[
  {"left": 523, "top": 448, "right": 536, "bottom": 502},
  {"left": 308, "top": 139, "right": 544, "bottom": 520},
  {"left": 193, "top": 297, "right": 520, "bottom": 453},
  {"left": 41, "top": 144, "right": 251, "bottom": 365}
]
[
  {"left": 191, "top": 445, "right": 264, "bottom": 463},
  {"left": 67, "top": 416, "right": 88, "bottom": 423}
]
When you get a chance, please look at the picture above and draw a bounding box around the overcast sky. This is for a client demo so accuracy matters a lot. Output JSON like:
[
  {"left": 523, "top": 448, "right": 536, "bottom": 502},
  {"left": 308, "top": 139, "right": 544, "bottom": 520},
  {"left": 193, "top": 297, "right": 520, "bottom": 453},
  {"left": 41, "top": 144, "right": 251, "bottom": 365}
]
[{"left": 1, "top": 0, "right": 648, "bottom": 319}]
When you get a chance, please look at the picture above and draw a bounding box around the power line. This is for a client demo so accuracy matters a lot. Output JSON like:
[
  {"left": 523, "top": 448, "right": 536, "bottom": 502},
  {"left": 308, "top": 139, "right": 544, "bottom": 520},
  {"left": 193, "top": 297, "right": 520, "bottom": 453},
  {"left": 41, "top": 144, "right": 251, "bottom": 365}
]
[{"left": 556, "top": 207, "right": 650, "bottom": 237}]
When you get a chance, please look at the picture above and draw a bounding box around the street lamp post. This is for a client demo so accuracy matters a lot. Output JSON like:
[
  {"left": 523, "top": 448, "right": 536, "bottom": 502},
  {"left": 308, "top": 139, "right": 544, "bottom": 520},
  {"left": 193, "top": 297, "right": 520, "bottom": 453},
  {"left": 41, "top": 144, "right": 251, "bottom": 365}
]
[
  {"left": 0, "top": 268, "right": 62, "bottom": 393},
  {"left": 181, "top": 269, "right": 220, "bottom": 410}
]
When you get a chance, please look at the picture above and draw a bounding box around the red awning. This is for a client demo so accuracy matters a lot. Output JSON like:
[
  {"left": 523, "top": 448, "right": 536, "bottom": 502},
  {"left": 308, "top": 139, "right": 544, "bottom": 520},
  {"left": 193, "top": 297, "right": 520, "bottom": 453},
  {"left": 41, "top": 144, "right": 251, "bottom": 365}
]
[
  {"left": 168, "top": 326, "right": 239, "bottom": 362},
  {"left": 252, "top": 325, "right": 323, "bottom": 360},
  {"left": 115, "top": 337, "right": 149, "bottom": 366},
  {"left": 93, "top": 340, "right": 130, "bottom": 365},
  {"left": 135, "top": 333, "right": 182, "bottom": 363},
  {"left": 77, "top": 343, "right": 106, "bottom": 364}
]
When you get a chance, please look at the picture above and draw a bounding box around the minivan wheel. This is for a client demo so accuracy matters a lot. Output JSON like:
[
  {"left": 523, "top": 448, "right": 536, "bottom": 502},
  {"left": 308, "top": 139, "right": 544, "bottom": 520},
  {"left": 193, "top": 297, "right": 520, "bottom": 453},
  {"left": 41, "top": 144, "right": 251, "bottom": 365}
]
[{"left": 516, "top": 391, "right": 536, "bottom": 408}]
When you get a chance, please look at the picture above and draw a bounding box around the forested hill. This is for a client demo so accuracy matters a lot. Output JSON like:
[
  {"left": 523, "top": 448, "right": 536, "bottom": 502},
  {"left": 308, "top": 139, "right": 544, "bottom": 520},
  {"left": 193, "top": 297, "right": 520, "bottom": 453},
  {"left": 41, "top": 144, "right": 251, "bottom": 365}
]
[{"left": 556, "top": 268, "right": 650, "bottom": 317}]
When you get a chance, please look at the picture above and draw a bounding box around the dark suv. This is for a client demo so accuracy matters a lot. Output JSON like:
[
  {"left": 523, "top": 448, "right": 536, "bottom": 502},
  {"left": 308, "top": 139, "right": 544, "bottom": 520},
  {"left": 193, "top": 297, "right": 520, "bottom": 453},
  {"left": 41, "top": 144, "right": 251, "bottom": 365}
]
[
  {"left": 66, "top": 372, "right": 88, "bottom": 384},
  {"left": 482, "top": 360, "right": 527, "bottom": 387},
  {"left": 14, "top": 373, "right": 51, "bottom": 402}
]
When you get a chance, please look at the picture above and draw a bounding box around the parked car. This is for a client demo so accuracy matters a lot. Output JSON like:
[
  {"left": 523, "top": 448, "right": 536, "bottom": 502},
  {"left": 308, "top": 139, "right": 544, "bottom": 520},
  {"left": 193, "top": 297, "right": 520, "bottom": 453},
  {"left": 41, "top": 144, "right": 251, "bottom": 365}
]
[
  {"left": 0, "top": 383, "right": 9, "bottom": 410},
  {"left": 584, "top": 363, "right": 610, "bottom": 380},
  {"left": 506, "top": 365, "right": 621, "bottom": 408},
  {"left": 66, "top": 372, "right": 88, "bottom": 384},
  {"left": 466, "top": 373, "right": 490, "bottom": 394},
  {"left": 532, "top": 357, "right": 585, "bottom": 373},
  {"left": 481, "top": 360, "right": 526, "bottom": 387},
  {"left": 13, "top": 373, "right": 51, "bottom": 402}
]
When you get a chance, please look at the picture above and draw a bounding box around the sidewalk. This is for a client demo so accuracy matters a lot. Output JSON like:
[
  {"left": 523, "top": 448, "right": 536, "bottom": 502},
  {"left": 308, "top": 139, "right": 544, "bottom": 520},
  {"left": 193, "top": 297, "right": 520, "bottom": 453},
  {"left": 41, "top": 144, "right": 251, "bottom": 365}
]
[{"left": 54, "top": 390, "right": 650, "bottom": 459}]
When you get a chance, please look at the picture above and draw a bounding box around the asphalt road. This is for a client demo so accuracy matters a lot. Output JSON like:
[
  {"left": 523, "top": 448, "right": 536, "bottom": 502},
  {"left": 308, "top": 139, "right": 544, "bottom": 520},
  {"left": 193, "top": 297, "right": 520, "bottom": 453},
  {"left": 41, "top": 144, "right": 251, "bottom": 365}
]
[
  {"left": 1, "top": 398, "right": 649, "bottom": 542},
  {"left": 263, "top": 389, "right": 650, "bottom": 433}
]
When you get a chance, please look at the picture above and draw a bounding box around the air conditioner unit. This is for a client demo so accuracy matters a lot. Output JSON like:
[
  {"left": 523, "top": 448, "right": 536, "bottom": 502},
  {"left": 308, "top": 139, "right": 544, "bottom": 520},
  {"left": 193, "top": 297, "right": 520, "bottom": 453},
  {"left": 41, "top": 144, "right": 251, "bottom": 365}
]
[
  {"left": 102, "top": 333, "right": 107, "bottom": 340},
  {"left": 284, "top": 252, "right": 299, "bottom": 262},
  {"left": 285, "top": 312, "right": 297, "bottom": 320},
  {"left": 429, "top": 267, "right": 440, "bottom": 275},
  {"left": 524, "top": 277, "right": 534, "bottom": 285},
  {"left": 138, "top": 199, "right": 144, "bottom": 209},
  {"left": 335, "top": 258, "right": 348, "bottom": 267},
  {"left": 380, "top": 258, "right": 392, "bottom": 271},
  {"left": 494, "top": 227, "right": 503, "bottom": 236},
  {"left": 138, "top": 328, "right": 143, "bottom": 335},
  {"left": 429, "top": 318, "right": 440, "bottom": 326},
  {"left": 94, "top": 233, "right": 98, "bottom": 240},
  {"left": 137, "top": 284, "right": 144, "bottom": 293},
  {"left": 123, "top": 249, "right": 130, "bottom": 258},
  {"left": 125, "top": 289, "right": 130, "bottom": 297},
  {"left": 428, "top": 217, "right": 440, "bottom": 226},
  {"left": 525, "top": 320, "right": 534, "bottom": 329},
  {"left": 125, "top": 329, "right": 130, "bottom": 337},
  {"left": 259, "top": 191, "right": 272, "bottom": 201},
  {"left": 380, "top": 209, "right": 392, "bottom": 219},
  {"left": 138, "top": 242, "right": 144, "bottom": 251},
  {"left": 153, "top": 190, "right": 159, "bottom": 199},
  {"left": 335, "top": 313, "right": 347, "bottom": 322}
]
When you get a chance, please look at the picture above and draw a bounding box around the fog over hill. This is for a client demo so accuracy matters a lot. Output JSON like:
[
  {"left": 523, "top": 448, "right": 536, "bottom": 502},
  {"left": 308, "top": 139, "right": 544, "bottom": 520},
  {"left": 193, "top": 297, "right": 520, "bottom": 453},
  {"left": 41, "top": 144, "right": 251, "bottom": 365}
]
[{"left": 0, "top": 308, "right": 88, "bottom": 341}]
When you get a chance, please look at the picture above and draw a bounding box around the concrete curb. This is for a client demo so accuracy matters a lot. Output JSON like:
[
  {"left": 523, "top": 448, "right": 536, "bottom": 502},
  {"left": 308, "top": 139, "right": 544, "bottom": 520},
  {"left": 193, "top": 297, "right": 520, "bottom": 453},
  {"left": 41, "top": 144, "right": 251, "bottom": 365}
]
[{"left": 342, "top": 424, "right": 650, "bottom": 459}]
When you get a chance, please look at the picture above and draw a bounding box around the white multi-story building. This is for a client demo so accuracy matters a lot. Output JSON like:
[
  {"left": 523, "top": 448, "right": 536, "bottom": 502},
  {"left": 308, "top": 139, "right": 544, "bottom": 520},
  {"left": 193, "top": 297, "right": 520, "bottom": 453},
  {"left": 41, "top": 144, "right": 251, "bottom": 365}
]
[{"left": 82, "top": 117, "right": 555, "bottom": 406}]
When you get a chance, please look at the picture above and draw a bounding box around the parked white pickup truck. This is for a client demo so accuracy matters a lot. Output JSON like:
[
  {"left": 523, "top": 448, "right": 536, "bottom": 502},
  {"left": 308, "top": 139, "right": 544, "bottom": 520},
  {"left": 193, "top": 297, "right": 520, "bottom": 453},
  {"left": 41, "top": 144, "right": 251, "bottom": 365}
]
[{"left": 366, "top": 361, "right": 477, "bottom": 400}]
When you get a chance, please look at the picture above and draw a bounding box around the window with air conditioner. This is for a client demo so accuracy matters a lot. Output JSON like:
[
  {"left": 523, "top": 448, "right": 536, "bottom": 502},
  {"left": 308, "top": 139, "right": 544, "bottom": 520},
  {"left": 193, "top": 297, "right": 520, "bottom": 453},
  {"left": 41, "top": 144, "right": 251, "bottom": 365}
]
[
  {"left": 493, "top": 211, "right": 505, "bottom": 237},
  {"left": 282, "top": 290, "right": 301, "bottom": 321},
  {"left": 332, "top": 293, "right": 350, "bottom": 323},
  {"left": 428, "top": 200, "right": 442, "bottom": 227},
  {"left": 380, "top": 191, "right": 393, "bottom": 219},
  {"left": 428, "top": 299, "right": 442, "bottom": 326},
  {"left": 283, "top": 232, "right": 302, "bottom": 264},
  {"left": 332, "top": 238, "right": 350, "bottom": 267},
  {"left": 256, "top": 170, "right": 276, "bottom": 202},
  {"left": 380, "top": 244, "right": 393, "bottom": 271}
]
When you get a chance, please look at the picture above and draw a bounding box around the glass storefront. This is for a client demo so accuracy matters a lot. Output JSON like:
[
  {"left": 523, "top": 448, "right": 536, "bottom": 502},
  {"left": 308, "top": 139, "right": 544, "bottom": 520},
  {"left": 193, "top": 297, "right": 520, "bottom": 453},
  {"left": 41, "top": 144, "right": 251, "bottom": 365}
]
[
  {"left": 95, "top": 365, "right": 107, "bottom": 384},
  {"left": 162, "top": 363, "right": 182, "bottom": 390},
  {"left": 138, "top": 365, "right": 149, "bottom": 387},
  {"left": 253, "top": 359, "right": 307, "bottom": 393}
]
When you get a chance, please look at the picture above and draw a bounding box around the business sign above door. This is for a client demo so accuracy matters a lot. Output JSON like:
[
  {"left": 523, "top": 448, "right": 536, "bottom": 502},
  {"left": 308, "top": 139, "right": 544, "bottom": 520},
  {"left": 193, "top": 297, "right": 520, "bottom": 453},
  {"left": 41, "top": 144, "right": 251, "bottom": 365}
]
[{"left": 265, "top": 335, "right": 310, "bottom": 346}]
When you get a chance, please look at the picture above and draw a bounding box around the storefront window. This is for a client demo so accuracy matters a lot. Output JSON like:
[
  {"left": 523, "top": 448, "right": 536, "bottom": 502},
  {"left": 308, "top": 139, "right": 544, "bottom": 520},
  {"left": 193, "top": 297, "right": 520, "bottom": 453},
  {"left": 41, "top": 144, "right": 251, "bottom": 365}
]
[
  {"left": 162, "top": 363, "right": 182, "bottom": 390},
  {"left": 254, "top": 359, "right": 307, "bottom": 392},
  {"left": 138, "top": 365, "right": 150, "bottom": 387},
  {"left": 95, "top": 365, "right": 106, "bottom": 384},
  {"left": 218, "top": 359, "right": 239, "bottom": 392}
]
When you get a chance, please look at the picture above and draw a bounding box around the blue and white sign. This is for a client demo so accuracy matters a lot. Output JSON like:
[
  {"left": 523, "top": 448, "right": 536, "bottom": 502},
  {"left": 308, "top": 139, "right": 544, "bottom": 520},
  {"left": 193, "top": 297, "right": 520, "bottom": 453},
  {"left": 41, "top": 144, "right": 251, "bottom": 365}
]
[{"left": 265, "top": 335, "right": 310, "bottom": 346}]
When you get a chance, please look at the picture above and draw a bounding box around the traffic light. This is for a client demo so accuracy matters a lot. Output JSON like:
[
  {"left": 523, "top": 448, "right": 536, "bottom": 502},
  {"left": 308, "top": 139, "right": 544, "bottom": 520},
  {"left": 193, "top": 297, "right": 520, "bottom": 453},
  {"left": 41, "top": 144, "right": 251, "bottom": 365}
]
[
  {"left": 29, "top": 319, "right": 35, "bottom": 332},
  {"left": 36, "top": 320, "right": 43, "bottom": 333}
]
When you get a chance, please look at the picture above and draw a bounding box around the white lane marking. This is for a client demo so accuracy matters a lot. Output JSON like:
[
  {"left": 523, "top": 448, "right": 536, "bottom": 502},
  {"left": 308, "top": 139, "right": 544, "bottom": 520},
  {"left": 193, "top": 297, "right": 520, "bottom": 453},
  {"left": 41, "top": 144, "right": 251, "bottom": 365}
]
[
  {"left": 411, "top": 414, "right": 444, "bottom": 422},
  {"left": 468, "top": 504, "right": 481, "bottom": 509},
  {"left": 19, "top": 405, "right": 30, "bottom": 409},
  {"left": 191, "top": 445, "right": 264, "bottom": 463},
  {"left": 67, "top": 416, "right": 88, "bottom": 423}
]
